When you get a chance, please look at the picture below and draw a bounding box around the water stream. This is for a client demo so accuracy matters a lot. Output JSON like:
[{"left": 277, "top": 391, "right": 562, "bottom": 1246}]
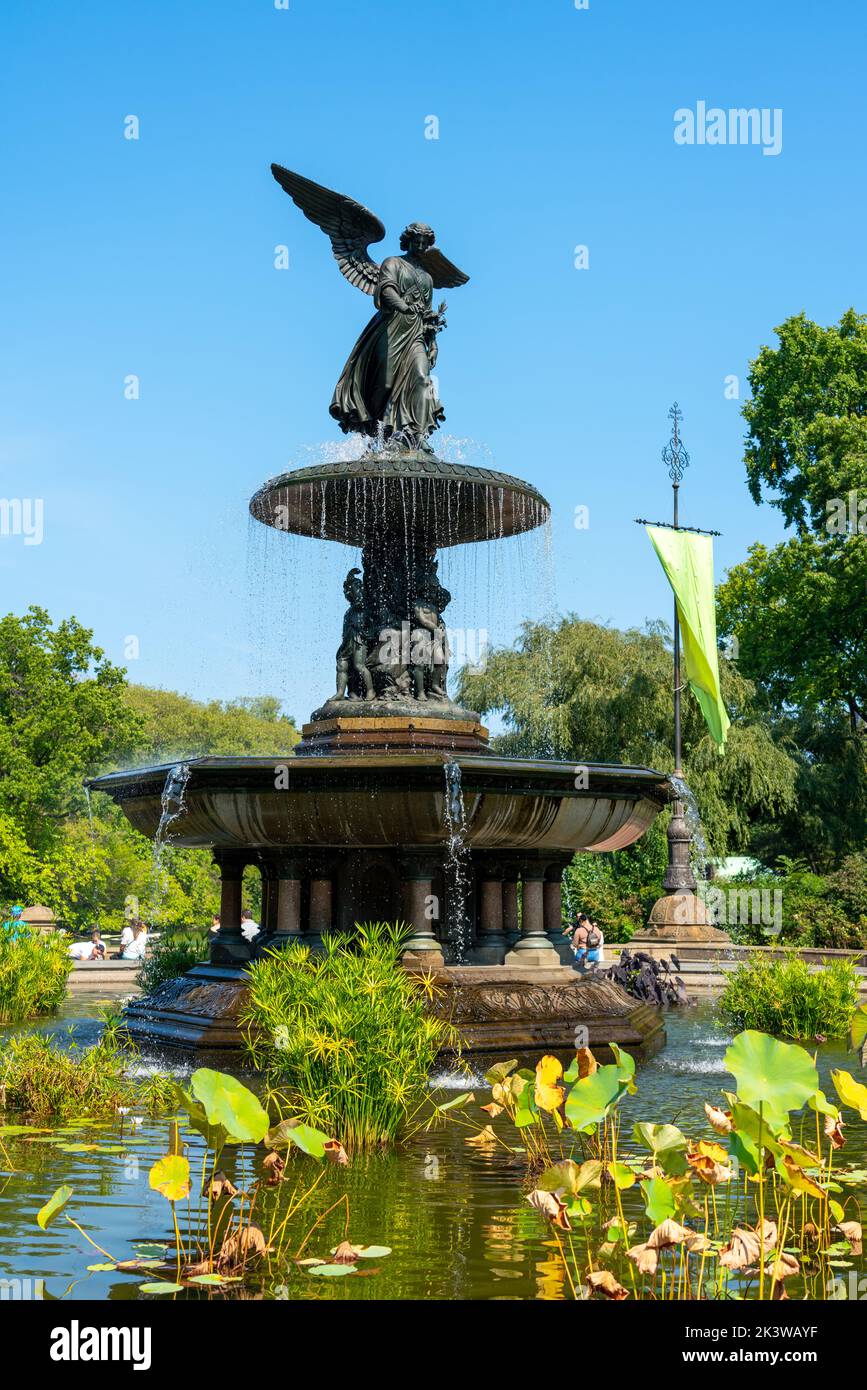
[
  {"left": 443, "top": 760, "right": 472, "bottom": 963},
  {"left": 146, "top": 763, "right": 191, "bottom": 924}
]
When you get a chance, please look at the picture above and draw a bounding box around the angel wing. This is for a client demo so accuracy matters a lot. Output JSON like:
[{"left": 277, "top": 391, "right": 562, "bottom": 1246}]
[
  {"left": 416, "top": 247, "right": 470, "bottom": 289},
  {"left": 271, "top": 164, "right": 385, "bottom": 296}
]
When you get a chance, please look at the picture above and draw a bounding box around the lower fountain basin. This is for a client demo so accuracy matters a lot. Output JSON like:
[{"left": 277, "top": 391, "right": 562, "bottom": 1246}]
[{"left": 88, "top": 753, "right": 669, "bottom": 855}]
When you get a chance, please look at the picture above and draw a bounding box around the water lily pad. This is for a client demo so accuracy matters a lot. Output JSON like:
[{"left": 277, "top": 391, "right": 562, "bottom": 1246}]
[
  {"left": 149, "top": 1154, "right": 191, "bottom": 1202},
  {"left": 189, "top": 1069, "right": 270, "bottom": 1145},
  {"left": 57, "top": 1143, "right": 101, "bottom": 1153},
  {"left": 725, "top": 1032, "right": 818, "bottom": 1127},
  {"left": 564, "top": 1065, "right": 625, "bottom": 1133},
  {"left": 37, "top": 1184, "right": 73, "bottom": 1229},
  {"left": 0, "top": 1125, "right": 51, "bottom": 1137},
  {"left": 138, "top": 1282, "right": 184, "bottom": 1295},
  {"left": 87, "top": 1263, "right": 118, "bottom": 1272},
  {"left": 188, "top": 1274, "right": 226, "bottom": 1286},
  {"left": 308, "top": 1263, "right": 357, "bottom": 1277},
  {"left": 133, "top": 1243, "right": 170, "bottom": 1257}
]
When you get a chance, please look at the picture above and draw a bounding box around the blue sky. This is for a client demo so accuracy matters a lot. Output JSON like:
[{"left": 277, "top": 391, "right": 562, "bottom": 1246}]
[{"left": 1, "top": 0, "right": 864, "bottom": 726}]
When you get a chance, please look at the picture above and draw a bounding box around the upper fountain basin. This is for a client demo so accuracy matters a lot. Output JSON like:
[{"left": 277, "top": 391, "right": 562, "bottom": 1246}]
[
  {"left": 249, "top": 452, "right": 550, "bottom": 547},
  {"left": 88, "top": 754, "right": 670, "bottom": 855}
]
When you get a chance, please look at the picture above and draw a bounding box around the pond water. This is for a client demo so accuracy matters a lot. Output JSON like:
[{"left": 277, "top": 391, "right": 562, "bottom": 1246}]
[{"left": 1, "top": 1000, "right": 865, "bottom": 1301}]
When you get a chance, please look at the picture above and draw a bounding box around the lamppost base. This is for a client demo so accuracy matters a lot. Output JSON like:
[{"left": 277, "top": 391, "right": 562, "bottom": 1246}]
[{"left": 631, "top": 891, "right": 731, "bottom": 945}]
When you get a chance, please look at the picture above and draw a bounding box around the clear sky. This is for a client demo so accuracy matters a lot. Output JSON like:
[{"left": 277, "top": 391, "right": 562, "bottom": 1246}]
[{"left": 1, "top": 0, "right": 864, "bottom": 726}]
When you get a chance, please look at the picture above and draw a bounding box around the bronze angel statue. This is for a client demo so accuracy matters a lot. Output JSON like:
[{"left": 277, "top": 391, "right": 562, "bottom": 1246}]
[{"left": 271, "top": 165, "right": 469, "bottom": 452}]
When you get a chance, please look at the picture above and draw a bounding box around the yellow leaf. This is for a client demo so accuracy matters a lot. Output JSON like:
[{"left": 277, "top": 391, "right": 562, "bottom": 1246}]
[
  {"left": 831, "top": 1069, "right": 867, "bottom": 1121},
  {"left": 534, "top": 1055, "right": 565, "bottom": 1113},
  {"left": 149, "top": 1154, "right": 191, "bottom": 1203}
]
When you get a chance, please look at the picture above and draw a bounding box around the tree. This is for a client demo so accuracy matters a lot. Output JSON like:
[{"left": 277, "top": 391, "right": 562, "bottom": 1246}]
[
  {"left": 125, "top": 686, "right": 298, "bottom": 761},
  {"left": 456, "top": 616, "right": 798, "bottom": 855},
  {"left": 717, "top": 534, "right": 867, "bottom": 730},
  {"left": 744, "top": 308, "right": 867, "bottom": 530},
  {"left": 0, "top": 608, "right": 142, "bottom": 853}
]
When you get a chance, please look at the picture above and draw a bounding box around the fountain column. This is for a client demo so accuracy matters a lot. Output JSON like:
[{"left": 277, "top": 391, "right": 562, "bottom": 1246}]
[
  {"left": 260, "top": 854, "right": 302, "bottom": 943},
  {"left": 307, "top": 864, "right": 333, "bottom": 951},
  {"left": 504, "top": 868, "right": 561, "bottom": 969},
  {"left": 471, "top": 860, "right": 508, "bottom": 965},
  {"left": 400, "top": 855, "right": 445, "bottom": 967},
  {"left": 502, "top": 869, "right": 520, "bottom": 946},
  {"left": 544, "top": 861, "right": 572, "bottom": 963},
  {"left": 210, "top": 850, "right": 251, "bottom": 965}
]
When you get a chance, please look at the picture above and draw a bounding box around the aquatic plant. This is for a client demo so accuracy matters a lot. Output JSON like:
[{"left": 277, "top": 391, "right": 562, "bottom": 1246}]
[
  {"left": 455, "top": 1030, "right": 866, "bottom": 1301},
  {"left": 717, "top": 953, "right": 860, "bottom": 1038},
  {"left": 30, "top": 1067, "right": 388, "bottom": 1295},
  {"left": 0, "top": 928, "right": 72, "bottom": 1024},
  {"left": 241, "top": 923, "right": 459, "bottom": 1151},
  {"left": 0, "top": 1024, "right": 175, "bottom": 1118},
  {"left": 137, "top": 926, "right": 209, "bottom": 993}
]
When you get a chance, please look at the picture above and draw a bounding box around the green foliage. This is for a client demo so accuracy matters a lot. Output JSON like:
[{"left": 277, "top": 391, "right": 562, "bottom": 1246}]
[
  {"left": 242, "top": 923, "right": 459, "bottom": 1150},
  {"left": 0, "top": 607, "right": 289, "bottom": 930},
  {"left": 717, "top": 533, "right": 867, "bottom": 736},
  {"left": 0, "top": 1028, "right": 176, "bottom": 1118},
  {"left": 0, "top": 608, "right": 142, "bottom": 855},
  {"left": 718, "top": 955, "right": 860, "bottom": 1040},
  {"left": 564, "top": 824, "right": 668, "bottom": 941},
  {"left": 137, "top": 927, "right": 210, "bottom": 993},
  {"left": 0, "top": 929, "right": 72, "bottom": 1024},
  {"left": 743, "top": 308, "right": 867, "bottom": 529},
  {"left": 125, "top": 686, "right": 298, "bottom": 762},
  {"left": 457, "top": 615, "right": 798, "bottom": 856}
]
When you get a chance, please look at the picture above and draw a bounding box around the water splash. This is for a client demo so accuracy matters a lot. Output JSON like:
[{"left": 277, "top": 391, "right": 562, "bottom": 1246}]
[
  {"left": 443, "top": 760, "right": 472, "bottom": 963},
  {"left": 147, "top": 763, "right": 191, "bottom": 925},
  {"left": 83, "top": 786, "right": 101, "bottom": 931},
  {"left": 670, "top": 773, "right": 711, "bottom": 883}
]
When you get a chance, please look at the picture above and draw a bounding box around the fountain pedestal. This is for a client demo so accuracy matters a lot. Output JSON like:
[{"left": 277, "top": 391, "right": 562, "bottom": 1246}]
[
  {"left": 118, "top": 960, "right": 665, "bottom": 1059},
  {"left": 632, "top": 799, "right": 731, "bottom": 945}
]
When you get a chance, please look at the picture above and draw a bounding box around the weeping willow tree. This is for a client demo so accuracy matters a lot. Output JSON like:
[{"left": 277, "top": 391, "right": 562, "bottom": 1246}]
[{"left": 456, "top": 616, "right": 798, "bottom": 857}]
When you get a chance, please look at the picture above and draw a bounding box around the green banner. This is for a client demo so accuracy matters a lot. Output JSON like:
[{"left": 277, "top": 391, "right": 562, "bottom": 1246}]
[{"left": 646, "top": 526, "right": 730, "bottom": 753}]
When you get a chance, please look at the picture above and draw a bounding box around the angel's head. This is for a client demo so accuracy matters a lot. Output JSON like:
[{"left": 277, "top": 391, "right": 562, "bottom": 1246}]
[{"left": 400, "top": 222, "right": 435, "bottom": 254}]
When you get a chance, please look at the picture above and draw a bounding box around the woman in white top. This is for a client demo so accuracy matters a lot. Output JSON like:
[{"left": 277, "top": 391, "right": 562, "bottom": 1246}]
[{"left": 121, "top": 921, "right": 148, "bottom": 960}]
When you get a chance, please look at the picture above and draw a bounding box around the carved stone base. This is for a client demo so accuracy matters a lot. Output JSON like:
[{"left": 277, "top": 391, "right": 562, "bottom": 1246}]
[
  {"left": 503, "top": 945, "right": 562, "bottom": 969},
  {"left": 297, "top": 711, "right": 489, "bottom": 756},
  {"left": 120, "top": 962, "right": 665, "bottom": 1060}
]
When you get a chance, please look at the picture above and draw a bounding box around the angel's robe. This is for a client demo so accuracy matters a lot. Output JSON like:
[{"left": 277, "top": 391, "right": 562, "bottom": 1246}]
[{"left": 330, "top": 255, "right": 445, "bottom": 442}]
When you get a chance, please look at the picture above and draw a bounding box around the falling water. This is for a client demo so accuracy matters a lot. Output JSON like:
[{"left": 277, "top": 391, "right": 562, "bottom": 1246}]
[
  {"left": 443, "top": 760, "right": 472, "bottom": 964},
  {"left": 147, "top": 763, "right": 191, "bottom": 925},
  {"left": 670, "top": 773, "right": 711, "bottom": 883},
  {"left": 83, "top": 786, "right": 101, "bottom": 931}
]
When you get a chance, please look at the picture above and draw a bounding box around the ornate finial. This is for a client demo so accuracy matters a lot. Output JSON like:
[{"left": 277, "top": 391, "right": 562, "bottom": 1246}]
[{"left": 662, "top": 402, "right": 690, "bottom": 484}]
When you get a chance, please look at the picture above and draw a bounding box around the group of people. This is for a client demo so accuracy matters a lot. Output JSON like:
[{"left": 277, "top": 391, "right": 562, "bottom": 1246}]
[
  {"left": 209, "top": 911, "right": 260, "bottom": 942},
  {"left": 67, "top": 919, "right": 149, "bottom": 961},
  {"left": 564, "top": 912, "right": 604, "bottom": 975}
]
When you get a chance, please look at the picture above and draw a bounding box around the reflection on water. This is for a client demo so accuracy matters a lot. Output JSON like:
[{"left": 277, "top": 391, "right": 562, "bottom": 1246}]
[{"left": 0, "top": 1003, "right": 864, "bottom": 1301}]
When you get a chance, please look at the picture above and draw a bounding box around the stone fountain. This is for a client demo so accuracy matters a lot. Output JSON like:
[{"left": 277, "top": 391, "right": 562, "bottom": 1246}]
[{"left": 89, "top": 166, "right": 671, "bottom": 1058}]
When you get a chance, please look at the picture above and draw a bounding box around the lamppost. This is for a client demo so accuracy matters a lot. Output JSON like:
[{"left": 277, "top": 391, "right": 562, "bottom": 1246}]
[{"left": 631, "top": 404, "right": 730, "bottom": 945}]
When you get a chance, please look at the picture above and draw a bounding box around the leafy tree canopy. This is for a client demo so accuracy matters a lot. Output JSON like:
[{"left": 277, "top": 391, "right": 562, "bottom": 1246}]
[
  {"left": 0, "top": 607, "right": 141, "bottom": 852},
  {"left": 457, "top": 616, "right": 798, "bottom": 854},
  {"left": 125, "top": 686, "right": 298, "bottom": 762},
  {"left": 744, "top": 308, "right": 867, "bottom": 530},
  {"left": 717, "top": 533, "right": 867, "bottom": 729}
]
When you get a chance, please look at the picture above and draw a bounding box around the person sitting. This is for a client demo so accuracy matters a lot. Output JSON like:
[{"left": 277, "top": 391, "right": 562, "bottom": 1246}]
[
  {"left": 118, "top": 919, "right": 136, "bottom": 958},
  {"left": 210, "top": 914, "right": 221, "bottom": 936},
  {"left": 121, "top": 920, "right": 148, "bottom": 960},
  {"left": 240, "top": 909, "right": 260, "bottom": 943},
  {"left": 68, "top": 929, "right": 106, "bottom": 961}
]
